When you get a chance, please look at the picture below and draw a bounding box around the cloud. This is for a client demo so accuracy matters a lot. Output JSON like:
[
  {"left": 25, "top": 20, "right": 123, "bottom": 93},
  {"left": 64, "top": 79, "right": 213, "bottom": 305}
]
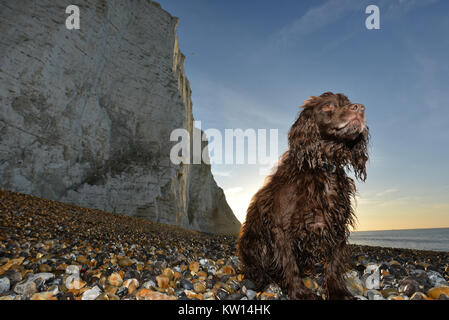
[
  {"left": 271, "top": 0, "right": 441, "bottom": 49},
  {"left": 383, "top": 0, "right": 441, "bottom": 19},
  {"left": 212, "top": 170, "right": 232, "bottom": 177},
  {"left": 274, "top": 0, "right": 357, "bottom": 46},
  {"left": 224, "top": 187, "right": 244, "bottom": 195},
  {"left": 430, "top": 203, "right": 449, "bottom": 210},
  {"left": 356, "top": 187, "right": 401, "bottom": 206},
  {"left": 375, "top": 188, "right": 399, "bottom": 197},
  {"left": 377, "top": 196, "right": 412, "bottom": 207},
  {"left": 191, "top": 70, "right": 291, "bottom": 130}
]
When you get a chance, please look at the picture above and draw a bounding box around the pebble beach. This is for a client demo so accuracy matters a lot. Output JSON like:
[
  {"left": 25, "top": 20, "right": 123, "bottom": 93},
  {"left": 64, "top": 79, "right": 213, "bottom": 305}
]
[{"left": 1, "top": 189, "right": 448, "bottom": 301}]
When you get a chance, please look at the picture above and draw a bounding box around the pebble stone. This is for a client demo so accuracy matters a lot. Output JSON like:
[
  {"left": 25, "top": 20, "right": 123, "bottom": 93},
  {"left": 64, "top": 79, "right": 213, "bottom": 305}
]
[
  {"left": 14, "top": 281, "right": 37, "bottom": 298},
  {"left": 0, "top": 278, "right": 11, "bottom": 294},
  {"left": 0, "top": 189, "right": 448, "bottom": 300},
  {"left": 82, "top": 286, "right": 102, "bottom": 300},
  {"left": 246, "top": 289, "right": 257, "bottom": 300}
]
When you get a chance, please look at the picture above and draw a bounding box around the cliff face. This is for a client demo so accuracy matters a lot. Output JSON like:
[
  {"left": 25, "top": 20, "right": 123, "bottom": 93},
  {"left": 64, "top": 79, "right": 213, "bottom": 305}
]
[{"left": 0, "top": 0, "right": 241, "bottom": 235}]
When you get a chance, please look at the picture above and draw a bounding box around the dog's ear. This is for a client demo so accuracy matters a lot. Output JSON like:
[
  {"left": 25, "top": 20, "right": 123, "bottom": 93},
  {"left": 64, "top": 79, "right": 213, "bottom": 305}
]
[
  {"left": 288, "top": 106, "right": 323, "bottom": 171},
  {"left": 301, "top": 95, "right": 321, "bottom": 109},
  {"left": 349, "top": 127, "right": 369, "bottom": 181}
]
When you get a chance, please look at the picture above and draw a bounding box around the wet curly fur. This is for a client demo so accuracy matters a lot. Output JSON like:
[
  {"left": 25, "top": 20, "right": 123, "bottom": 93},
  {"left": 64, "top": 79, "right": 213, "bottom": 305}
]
[{"left": 237, "top": 92, "right": 369, "bottom": 300}]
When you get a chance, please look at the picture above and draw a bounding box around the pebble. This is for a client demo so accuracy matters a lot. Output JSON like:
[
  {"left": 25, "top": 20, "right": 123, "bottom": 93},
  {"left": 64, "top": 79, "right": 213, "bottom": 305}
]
[
  {"left": 216, "top": 288, "right": 229, "bottom": 300},
  {"left": 344, "top": 271, "right": 365, "bottom": 296},
  {"left": 197, "top": 271, "right": 207, "bottom": 280},
  {"left": 14, "top": 281, "right": 37, "bottom": 298},
  {"left": 193, "top": 281, "right": 206, "bottom": 294},
  {"left": 122, "top": 278, "right": 139, "bottom": 294},
  {"left": 246, "top": 289, "right": 257, "bottom": 300},
  {"left": 118, "top": 257, "right": 134, "bottom": 268},
  {"left": 116, "top": 286, "right": 128, "bottom": 298},
  {"left": 39, "top": 264, "right": 52, "bottom": 272},
  {"left": 0, "top": 257, "right": 24, "bottom": 274},
  {"left": 427, "top": 271, "right": 448, "bottom": 287},
  {"left": 96, "top": 293, "right": 120, "bottom": 300},
  {"left": 173, "top": 266, "right": 181, "bottom": 273},
  {"left": 82, "top": 286, "right": 102, "bottom": 300},
  {"left": 2, "top": 270, "right": 22, "bottom": 283},
  {"left": 142, "top": 280, "right": 156, "bottom": 290},
  {"left": 103, "top": 285, "right": 117, "bottom": 295},
  {"left": 427, "top": 286, "right": 449, "bottom": 300},
  {"left": 77, "top": 256, "right": 88, "bottom": 264},
  {"left": 241, "top": 279, "right": 256, "bottom": 291},
  {"left": 410, "top": 292, "right": 429, "bottom": 300},
  {"left": 415, "top": 261, "right": 430, "bottom": 270},
  {"left": 189, "top": 261, "right": 199, "bottom": 273},
  {"left": 380, "top": 274, "right": 395, "bottom": 288},
  {"left": 373, "top": 294, "right": 386, "bottom": 300},
  {"left": 31, "top": 292, "right": 57, "bottom": 300},
  {"left": 47, "top": 285, "right": 59, "bottom": 295},
  {"left": 398, "top": 277, "right": 419, "bottom": 296},
  {"left": 382, "top": 288, "right": 399, "bottom": 298},
  {"left": 137, "top": 288, "right": 176, "bottom": 300},
  {"left": 107, "top": 273, "right": 123, "bottom": 287},
  {"left": 65, "top": 275, "right": 86, "bottom": 290},
  {"left": 59, "top": 292, "right": 75, "bottom": 300},
  {"left": 162, "top": 268, "right": 174, "bottom": 281},
  {"left": 387, "top": 295, "right": 405, "bottom": 300},
  {"left": 228, "top": 292, "right": 243, "bottom": 300},
  {"left": 366, "top": 289, "right": 383, "bottom": 300},
  {"left": 27, "top": 272, "right": 54, "bottom": 284},
  {"left": 265, "top": 283, "right": 282, "bottom": 295},
  {"left": 362, "top": 270, "right": 380, "bottom": 290},
  {"left": 260, "top": 292, "right": 277, "bottom": 300},
  {"left": 181, "top": 279, "right": 194, "bottom": 290},
  {"left": 221, "top": 265, "right": 236, "bottom": 275},
  {"left": 0, "top": 278, "right": 11, "bottom": 294},
  {"left": 208, "top": 266, "right": 217, "bottom": 275},
  {"left": 156, "top": 275, "right": 169, "bottom": 289},
  {"left": 203, "top": 291, "right": 215, "bottom": 300},
  {"left": 65, "top": 265, "right": 80, "bottom": 275},
  {"left": 365, "top": 263, "right": 380, "bottom": 274},
  {"left": 389, "top": 263, "right": 407, "bottom": 278},
  {"left": 1, "top": 189, "right": 448, "bottom": 301},
  {"left": 302, "top": 277, "right": 318, "bottom": 290}
]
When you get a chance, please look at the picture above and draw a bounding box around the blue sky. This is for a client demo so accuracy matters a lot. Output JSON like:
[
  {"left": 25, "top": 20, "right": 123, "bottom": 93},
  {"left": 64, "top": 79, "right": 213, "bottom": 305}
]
[{"left": 158, "top": 0, "right": 449, "bottom": 231}]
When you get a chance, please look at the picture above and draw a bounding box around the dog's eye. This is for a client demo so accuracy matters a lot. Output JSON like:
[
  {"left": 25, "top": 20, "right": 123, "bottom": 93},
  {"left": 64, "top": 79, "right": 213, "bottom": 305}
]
[{"left": 322, "top": 104, "right": 335, "bottom": 112}]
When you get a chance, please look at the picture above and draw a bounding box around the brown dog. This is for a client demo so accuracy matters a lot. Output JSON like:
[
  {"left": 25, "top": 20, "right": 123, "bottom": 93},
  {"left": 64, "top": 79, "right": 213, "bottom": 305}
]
[{"left": 237, "top": 92, "right": 369, "bottom": 300}]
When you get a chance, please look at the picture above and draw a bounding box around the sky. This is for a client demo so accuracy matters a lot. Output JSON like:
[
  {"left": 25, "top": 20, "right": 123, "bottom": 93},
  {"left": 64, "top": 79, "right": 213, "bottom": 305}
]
[{"left": 158, "top": 0, "right": 449, "bottom": 231}]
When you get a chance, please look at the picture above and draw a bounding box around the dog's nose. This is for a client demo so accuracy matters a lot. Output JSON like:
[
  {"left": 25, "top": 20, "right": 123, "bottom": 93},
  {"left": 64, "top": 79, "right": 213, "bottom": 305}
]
[{"left": 350, "top": 104, "right": 365, "bottom": 113}]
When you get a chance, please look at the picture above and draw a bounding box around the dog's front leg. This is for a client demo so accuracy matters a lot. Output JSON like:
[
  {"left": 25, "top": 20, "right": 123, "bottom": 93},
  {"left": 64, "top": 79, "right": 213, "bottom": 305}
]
[
  {"left": 324, "top": 241, "right": 354, "bottom": 300},
  {"left": 272, "top": 227, "right": 319, "bottom": 300}
]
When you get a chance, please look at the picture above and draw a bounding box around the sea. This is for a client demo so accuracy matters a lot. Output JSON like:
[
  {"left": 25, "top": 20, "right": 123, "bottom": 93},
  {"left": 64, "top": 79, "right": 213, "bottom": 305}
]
[{"left": 349, "top": 227, "right": 449, "bottom": 252}]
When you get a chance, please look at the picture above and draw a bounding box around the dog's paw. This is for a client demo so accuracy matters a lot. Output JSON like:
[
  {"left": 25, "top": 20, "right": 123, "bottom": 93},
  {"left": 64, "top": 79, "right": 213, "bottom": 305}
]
[
  {"left": 328, "top": 293, "right": 355, "bottom": 300},
  {"left": 289, "top": 291, "right": 323, "bottom": 300}
]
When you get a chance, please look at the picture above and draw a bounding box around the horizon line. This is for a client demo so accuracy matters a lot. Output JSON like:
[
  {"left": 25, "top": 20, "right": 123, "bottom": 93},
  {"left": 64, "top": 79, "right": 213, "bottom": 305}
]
[{"left": 352, "top": 226, "right": 449, "bottom": 233}]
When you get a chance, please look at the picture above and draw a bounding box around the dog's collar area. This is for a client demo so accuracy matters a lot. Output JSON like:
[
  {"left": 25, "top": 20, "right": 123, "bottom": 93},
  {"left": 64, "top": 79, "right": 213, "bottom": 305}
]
[{"left": 321, "top": 162, "right": 338, "bottom": 174}]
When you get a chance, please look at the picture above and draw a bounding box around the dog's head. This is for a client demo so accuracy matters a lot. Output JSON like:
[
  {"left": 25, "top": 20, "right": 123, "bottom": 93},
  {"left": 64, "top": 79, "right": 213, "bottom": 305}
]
[{"left": 288, "top": 92, "right": 369, "bottom": 180}]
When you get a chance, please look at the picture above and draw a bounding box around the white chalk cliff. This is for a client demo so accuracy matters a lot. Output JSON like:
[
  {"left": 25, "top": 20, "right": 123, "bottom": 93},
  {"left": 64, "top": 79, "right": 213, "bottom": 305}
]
[{"left": 0, "top": 0, "right": 241, "bottom": 235}]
